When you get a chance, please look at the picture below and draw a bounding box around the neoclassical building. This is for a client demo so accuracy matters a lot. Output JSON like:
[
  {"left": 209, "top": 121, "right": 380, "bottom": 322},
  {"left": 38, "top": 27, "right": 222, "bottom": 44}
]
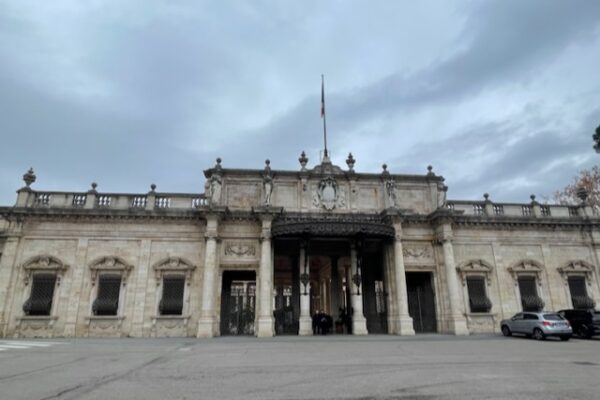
[{"left": 0, "top": 152, "right": 598, "bottom": 338}]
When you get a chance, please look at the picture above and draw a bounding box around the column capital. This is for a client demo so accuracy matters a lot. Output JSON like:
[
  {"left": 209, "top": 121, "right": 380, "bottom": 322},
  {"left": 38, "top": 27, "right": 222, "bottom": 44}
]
[{"left": 435, "top": 223, "right": 453, "bottom": 244}]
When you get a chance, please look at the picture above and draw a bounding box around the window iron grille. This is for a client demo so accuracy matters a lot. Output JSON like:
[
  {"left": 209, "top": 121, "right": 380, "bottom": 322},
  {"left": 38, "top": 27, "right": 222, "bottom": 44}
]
[
  {"left": 159, "top": 276, "right": 185, "bottom": 315},
  {"left": 92, "top": 275, "right": 121, "bottom": 315},
  {"left": 23, "top": 274, "right": 56, "bottom": 316},
  {"left": 466, "top": 277, "right": 492, "bottom": 313},
  {"left": 518, "top": 277, "right": 544, "bottom": 311}
]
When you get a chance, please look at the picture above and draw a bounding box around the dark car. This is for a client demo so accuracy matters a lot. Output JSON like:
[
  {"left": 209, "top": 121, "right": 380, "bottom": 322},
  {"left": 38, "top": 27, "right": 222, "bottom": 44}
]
[{"left": 558, "top": 309, "right": 600, "bottom": 338}]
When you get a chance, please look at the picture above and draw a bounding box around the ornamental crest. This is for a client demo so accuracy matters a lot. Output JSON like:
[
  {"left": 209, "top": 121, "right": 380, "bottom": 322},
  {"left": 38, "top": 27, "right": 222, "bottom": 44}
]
[{"left": 313, "top": 176, "right": 345, "bottom": 211}]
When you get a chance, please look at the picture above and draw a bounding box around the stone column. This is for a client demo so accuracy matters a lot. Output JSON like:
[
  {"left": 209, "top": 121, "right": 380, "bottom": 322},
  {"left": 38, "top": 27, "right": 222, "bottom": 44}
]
[
  {"left": 330, "top": 256, "right": 340, "bottom": 321},
  {"left": 437, "top": 224, "right": 469, "bottom": 335},
  {"left": 298, "top": 243, "right": 312, "bottom": 335},
  {"left": 197, "top": 214, "right": 220, "bottom": 337},
  {"left": 256, "top": 216, "right": 274, "bottom": 337},
  {"left": 350, "top": 243, "right": 368, "bottom": 335},
  {"left": 391, "top": 222, "right": 415, "bottom": 335}
]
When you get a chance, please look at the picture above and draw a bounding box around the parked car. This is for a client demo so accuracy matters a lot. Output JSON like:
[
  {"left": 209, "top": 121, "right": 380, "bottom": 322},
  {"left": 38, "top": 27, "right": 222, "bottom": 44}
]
[
  {"left": 557, "top": 309, "right": 600, "bottom": 339},
  {"left": 500, "top": 312, "right": 572, "bottom": 341}
]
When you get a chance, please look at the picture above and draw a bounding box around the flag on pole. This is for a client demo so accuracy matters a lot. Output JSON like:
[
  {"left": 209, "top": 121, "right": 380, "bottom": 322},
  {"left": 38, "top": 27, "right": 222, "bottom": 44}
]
[{"left": 321, "top": 75, "right": 325, "bottom": 118}]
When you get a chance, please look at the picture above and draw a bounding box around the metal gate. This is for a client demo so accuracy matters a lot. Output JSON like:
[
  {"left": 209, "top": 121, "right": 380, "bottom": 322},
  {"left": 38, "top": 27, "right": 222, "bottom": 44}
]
[
  {"left": 220, "top": 274, "right": 256, "bottom": 336},
  {"left": 406, "top": 272, "right": 437, "bottom": 333},
  {"left": 274, "top": 285, "right": 298, "bottom": 334}
]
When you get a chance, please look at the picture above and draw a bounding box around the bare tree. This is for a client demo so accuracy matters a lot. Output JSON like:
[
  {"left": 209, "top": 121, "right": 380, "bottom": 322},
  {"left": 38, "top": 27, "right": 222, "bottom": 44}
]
[
  {"left": 594, "top": 124, "right": 600, "bottom": 153},
  {"left": 554, "top": 166, "right": 600, "bottom": 206}
]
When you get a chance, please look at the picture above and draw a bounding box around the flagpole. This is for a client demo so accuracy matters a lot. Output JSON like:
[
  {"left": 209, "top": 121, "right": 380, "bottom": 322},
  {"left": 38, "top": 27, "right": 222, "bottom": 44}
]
[{"left": 321, "top": 74, "right": 328, "bottom": 158}]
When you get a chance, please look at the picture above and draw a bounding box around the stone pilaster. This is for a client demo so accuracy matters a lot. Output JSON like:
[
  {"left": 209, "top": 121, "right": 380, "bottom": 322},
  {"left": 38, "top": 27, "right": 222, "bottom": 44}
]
[
  {"left": 298, "top": 244, "right": 312, "bottom": 335},
  {"left": 0, "top": 237, "right": 20, "bottom": 337},
  {"left": 350, "top": 243, "right": 368, "bottom": 335},
  {"left": 131, "top": 239, "right": 152, "bottom": 336},
  {"left": 63, "top": 238, "right": 88, "bottom": 336},
  {"left": 197, "top": 214, "right": 220, "bottom": 337},
  {"left": 391, "top": 222, "right": 415, "bottom": 335},
  {"left": 256, "top": 215, "right": 274, "bottom": 337},
  {"left": 436, "top": 223, "right": 469, "bottom": 335}
]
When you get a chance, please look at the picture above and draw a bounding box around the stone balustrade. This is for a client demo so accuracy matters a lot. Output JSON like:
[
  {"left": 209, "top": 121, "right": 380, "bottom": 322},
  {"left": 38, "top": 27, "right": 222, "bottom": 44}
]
[
  {"left": 18, "top": 190, "right": 208, "bottom": 210},
  {"left": 446, "top": 200, "right": 589, "bottom": 218}
]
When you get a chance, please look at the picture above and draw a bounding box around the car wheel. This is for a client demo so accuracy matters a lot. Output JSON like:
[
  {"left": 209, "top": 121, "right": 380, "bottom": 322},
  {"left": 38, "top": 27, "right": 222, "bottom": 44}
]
[
  {"left": 501, "top": 325, "right": 512, "bottom": 337},
  {"left": 560, "top": 335, "right": 571, "bottom": 341},
  {"left": 533, "top": 328, "right": 545, "bottom": 341}
]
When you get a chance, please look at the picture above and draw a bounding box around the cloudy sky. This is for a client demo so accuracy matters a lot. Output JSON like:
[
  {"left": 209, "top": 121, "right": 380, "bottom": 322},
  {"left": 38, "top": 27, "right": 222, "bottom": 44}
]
[{"left": 1, "top": 0, "right": 600, "bottom": 206}]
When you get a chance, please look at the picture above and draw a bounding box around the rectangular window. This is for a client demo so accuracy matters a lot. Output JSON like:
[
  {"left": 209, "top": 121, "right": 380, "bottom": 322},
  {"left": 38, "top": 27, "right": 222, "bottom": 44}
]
[
  {"left": 23, "top": 274, "right": 57, "bottom": 316},
  {"left": 518, "top": 276, "right": 543, "bottom": 311},
  {"left": 466, "top": 277, "right": 491, "bottom": 312},
  {"left": 568, "top": 276, "right": 590, "bottom": 309},
  {"left": 92, "top": 275, "right": 121, "bottom": 316},
  {"left": 159, "top": 276, "right": 185, "bottom": 315}
]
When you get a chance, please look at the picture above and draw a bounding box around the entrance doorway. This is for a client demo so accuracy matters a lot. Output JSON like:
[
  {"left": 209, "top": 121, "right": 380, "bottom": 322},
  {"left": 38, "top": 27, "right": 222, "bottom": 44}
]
[
  {"left": 406, "top": 272, "right": 437, "bottom": 333},
  {"left": 220, "top": 270, "right": 256, "bottom": 336}
]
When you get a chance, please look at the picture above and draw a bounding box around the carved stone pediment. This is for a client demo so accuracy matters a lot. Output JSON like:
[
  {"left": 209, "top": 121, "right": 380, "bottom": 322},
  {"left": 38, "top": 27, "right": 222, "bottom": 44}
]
[
  {"left": 507, "top": 259, "right": 544, "bottom": 282},
  {"left": 557, "top": 260, "right": 594, "bottom": 280},
  {"left": 456, "top": 259, "right": 494, "bottom": 285},
  {"left": 89, "top": 256, "right": 133, "bottom": 284},
  {"left": 22, "top": 255, "right": 69, "bottom": 285},
  {"left": 313, "top": 176, "right": 345, "bottom": 211},
  {"left": 152, "top": 257, "right": 196, "bottom": 284}
]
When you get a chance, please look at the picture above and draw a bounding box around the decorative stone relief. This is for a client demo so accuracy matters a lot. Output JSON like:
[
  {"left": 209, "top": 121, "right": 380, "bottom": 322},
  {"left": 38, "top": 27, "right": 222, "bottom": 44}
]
[
  {"left": 22, "top": 255, "right": 69, "bottom": 285},
  {"left": 312, "top": 176, "right": 345, "bottom": 211},
  {"left": 402, "top": 245, "right": 434, "bottom": 263},
  {"left": 224, "top": 242, "right": 256, "bottom": 257},
  {"left": 557, "top": 260, "right": 594, "bottom": 281},
  {"left": 152, "top": 257, "right": 196, "bottom": 284},
  {"left": 385, "top": 179, "right": 397, "bottom": 208},
  {"left": 89, "top": 256, "right": 133, "bottom": 284},
  {"left": 456, "top": 259, "right": 494, "bottom": 285}
]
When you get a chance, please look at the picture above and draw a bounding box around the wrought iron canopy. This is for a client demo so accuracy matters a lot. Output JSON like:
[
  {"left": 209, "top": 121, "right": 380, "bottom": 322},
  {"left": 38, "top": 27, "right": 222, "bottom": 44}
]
[{"left": 271, "top": 212, "right": 395, "bottom": 238}]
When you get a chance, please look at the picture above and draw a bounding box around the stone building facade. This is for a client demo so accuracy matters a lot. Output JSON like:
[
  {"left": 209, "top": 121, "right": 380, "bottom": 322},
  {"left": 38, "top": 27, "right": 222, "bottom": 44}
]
[{"left": 0, "top": 153, "right": 598, "bottom": 338}]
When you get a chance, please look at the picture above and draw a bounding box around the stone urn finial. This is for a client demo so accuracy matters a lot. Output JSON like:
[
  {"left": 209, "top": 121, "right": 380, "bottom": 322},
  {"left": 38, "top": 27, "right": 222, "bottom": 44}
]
[
  {"left": 22, "top": 167, "right": 36, "bottom": 188},
  {"left": 299, "top": 151, "right": 308, "bottom": 170},
  {"left": 576, "top": 186, "right": 589, "bottom": 203},
  {"left": 150, "top": 184, "right": 157, "bottom": 193},
  {"left": 530, "top": 194, "right": 536, "bottom": 203},
  {"left": 427, "top": 165, "right": 435, "bottom": 176},
  {"left": 215, "top": 157, "right": 222, "bottom": 172},
  {"left": 89, "top": 182, "right": 98, "bottom": 194},
  {"left": 346, "top": 153, "right": 355, "bottom": 172},
  {"left": 483, "top": 193, "right": 490, "bottom": 202}
]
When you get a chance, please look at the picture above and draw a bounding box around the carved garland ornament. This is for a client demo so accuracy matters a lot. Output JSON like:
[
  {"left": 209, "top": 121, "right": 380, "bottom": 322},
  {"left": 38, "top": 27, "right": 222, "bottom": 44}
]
[
  {"left": 402, "top": 245, "right": 433, "bottom": 260},
  {"left": 456, "top": 259, "right": 494, "bottom": 286},
  {"left": 22, "top": 255, "right": 69, "bottom": 285},
  {"left": 557, "top": 260, "right": 594, "bottom": 281},
  {"left": 224, "top": 242, "right": 256, "bottom": 257},
  {"left": 152, "top": 257, "right": 197, "bottom": 285},
  {"left": 89, "top": 256, "right": 133, "bottom": 285}
]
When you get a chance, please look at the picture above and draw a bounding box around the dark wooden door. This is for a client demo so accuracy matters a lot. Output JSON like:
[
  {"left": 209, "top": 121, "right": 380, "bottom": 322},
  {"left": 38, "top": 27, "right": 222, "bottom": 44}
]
[{"left": 406, "top": 272, "right": 437, "bottom": 333}]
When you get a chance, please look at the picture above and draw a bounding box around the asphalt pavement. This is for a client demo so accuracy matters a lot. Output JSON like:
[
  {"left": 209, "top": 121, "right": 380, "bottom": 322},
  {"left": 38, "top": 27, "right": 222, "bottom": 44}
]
[{"left": 0, "top": 334, "right": 599, "bottom": 400}]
